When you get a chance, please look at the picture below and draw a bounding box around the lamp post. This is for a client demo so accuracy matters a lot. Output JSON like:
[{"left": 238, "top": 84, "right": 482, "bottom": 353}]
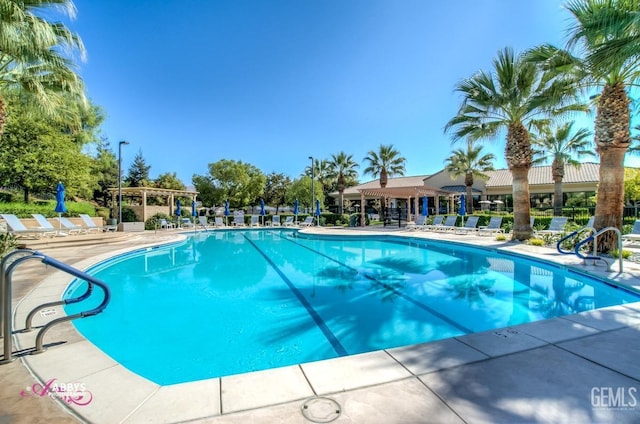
[
  {"left": 308, "top": 156, "right": 314, "bottom": 223},
  {"left": 118, "top": 140, "right": 130, "bottom": 230}
]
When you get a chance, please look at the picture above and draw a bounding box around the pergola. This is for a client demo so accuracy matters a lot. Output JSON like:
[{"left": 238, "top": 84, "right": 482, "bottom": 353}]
[
  {"left": 108, "top": 187, "right": 199, "bottom": 223},
  {"left": 357, "top": 185, "right": 455, "bottom": 227}
]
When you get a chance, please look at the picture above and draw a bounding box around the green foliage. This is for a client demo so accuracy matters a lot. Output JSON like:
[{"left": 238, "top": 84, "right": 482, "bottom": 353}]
[
  {"left": 145, "top": 213, "right": 174, "bottom": 230},
  {"left": 0, "top": 200, "right": 95, "bottom": 218},
  {"left": 624, "top": 168, "right": 640, "bottom": 205},
  {"left": 91, "top": 137, "right": 118, "bottom": 208},
  {"left": 125, "top": 150, "right": 152, "bottom": 187},
  {"left": 528, "top": 238, "right": 545, "bottom": 247},
  {"left": 263, "top": 172, "right": 291, "bottom": 212},
  {"left": 495, "top": 234, "right": 507, "bottom": 241},
  {"left": 121, "top": 207, "right": 137, "bottom": 223},
  {"left": 193, "top": 159, "right": 266, "bottom": 209},
  {"left": 0, "top": 192, "right": 13, "bottom": 203},
  {"left": 155, "top": 172, "right": 185, "bottom": 190},
  {"left": 0, "top": 233, "right": 19, "bottom": 259},
  {"left": 611, "top": 248, "right": 634, "bottom": 260},
  {"left": 284, "top": 176, "right": 324, "bottom": 209}
]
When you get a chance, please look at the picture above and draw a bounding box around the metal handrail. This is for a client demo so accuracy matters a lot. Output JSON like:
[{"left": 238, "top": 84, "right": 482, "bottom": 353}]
[
  {"left": 556, "top": 226, "right": 596, "bottom": 255},
  {"left": 573, "top": 227, "right": 623, "bottom": 272},
  {"left": 1, "top": 249, "right": 110, "bottom": 364}
]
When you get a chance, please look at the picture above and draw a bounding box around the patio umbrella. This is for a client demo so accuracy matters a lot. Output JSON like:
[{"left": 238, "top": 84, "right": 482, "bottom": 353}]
[
  {"left": 459, "top": 194, "right": 466, "bottom": 226},
  {"left": 55, "top": 182, "right": 67, "bottom": 230},
  {"left": 175, "top": 199, "right": 182, "bottom": 228},
  {"left": 224, "top": 199, "right": 230, "bottom": 226},
  {"left": 260, "top": 198, "right": 265, "bottom": 225},
  {"left": 191, "top": 200, "right": 197, "bottom": 233},
  {"left": 421, "top": 195, "right": 428, "bottom": 216},
  {"left": 315, "top": 199, "right": 321, "bottom": 226},
  {"left": 294, "top": 199, "right": 299, "bottom": 223}
]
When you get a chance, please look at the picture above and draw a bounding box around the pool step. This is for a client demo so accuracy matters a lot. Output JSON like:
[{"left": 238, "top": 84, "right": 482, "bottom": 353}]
[{"left": 17, "top": 232, "right": 136, "bottom": 250}]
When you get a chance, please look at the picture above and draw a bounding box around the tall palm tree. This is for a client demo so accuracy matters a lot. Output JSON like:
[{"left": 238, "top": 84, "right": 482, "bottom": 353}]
[
  {"left": 531, "top": 122, "right": 593, "bottom": 215},
  {"left": 444, "top": 140, "right": 495, "bottom": 214},
  {"left": 328, "top": 151, "right": 359, "bottom": 214},
  {"left": 0, "top": 0, "right": 86, "bottom": 136},
  {"left": 362, "top": 144, "right": 406, "bottom": 188},
  {"left": 526, "top": 0, "right": 640, "bottom": 249},
  {"left": 444, "top": 47, "right": 585, "bottom": 240},
  {"left": 304, "top": 158, "right": 333, "bottom": 206}
]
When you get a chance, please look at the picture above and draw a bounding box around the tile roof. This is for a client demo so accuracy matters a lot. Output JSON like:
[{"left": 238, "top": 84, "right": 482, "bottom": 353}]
[
  {"left": 341, "top": 175, "right": 430, "bottom": 195},
  {"left": 485, "top": 163, "right": 600, "bottom": 187}
]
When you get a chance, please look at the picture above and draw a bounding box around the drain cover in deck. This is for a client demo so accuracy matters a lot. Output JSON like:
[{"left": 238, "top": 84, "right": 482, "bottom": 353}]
[{"left": 301, "top": 397, "right": 341, "bottom": 423}]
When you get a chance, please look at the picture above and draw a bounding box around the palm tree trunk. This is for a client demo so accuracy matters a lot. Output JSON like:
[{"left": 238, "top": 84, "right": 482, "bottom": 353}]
[
  {"left": 511, "top": 166, "right": 532, "bottom": 240},
  {"left": 0, "top": 96, "right": 6, "bottom": 138},
  {"left": 465, "top": 173, "right": 473, "bottom": 213},
  {"left": 552, "top": 159, "right": 564, "bottom": 216}
]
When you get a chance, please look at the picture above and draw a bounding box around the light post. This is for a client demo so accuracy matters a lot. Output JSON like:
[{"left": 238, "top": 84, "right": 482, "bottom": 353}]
[
  {"left": 308, "top": 156, "right": 314, "bottom": 224},
  {"left": 118, "top": 140, "right": 129, "bottom": 230}
]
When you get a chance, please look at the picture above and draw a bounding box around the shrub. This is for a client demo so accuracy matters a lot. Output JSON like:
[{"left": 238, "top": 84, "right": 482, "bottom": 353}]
[
  {"left": 529, "top": 238, "right": 545, "bottom": 247},
  {"left": 0, "top": 232, "right": 18, "bottom": 259},
  {"left": 121, "top": 207, "right": 137, "bottom": 222},
  {"left": 495, "top": 234, "right": 507, "bottom": 241},
  {"left": 145, "top": 212, "right": 173, "bottom": 230},
  {"left": 611, "top": 248, "right": 634, "bottom": 260}
]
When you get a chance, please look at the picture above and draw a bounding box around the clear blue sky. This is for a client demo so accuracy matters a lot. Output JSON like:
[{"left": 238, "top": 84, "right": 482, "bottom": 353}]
[{"left": 67, "top": 0, "right": 609, "bottom": 185}]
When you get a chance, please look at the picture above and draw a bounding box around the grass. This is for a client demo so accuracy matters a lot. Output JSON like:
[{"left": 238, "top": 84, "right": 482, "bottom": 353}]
[{"left": 0, "top": 200, "right": 96, "bottom": 218}]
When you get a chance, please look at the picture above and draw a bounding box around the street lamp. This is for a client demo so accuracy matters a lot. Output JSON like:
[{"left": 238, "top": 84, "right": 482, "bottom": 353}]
[
  {"left": 308, "top": 156, "right": 315, "bottom": 221},
  {"left": 118, "top": 140, "right": 130, "bottom": 229}
]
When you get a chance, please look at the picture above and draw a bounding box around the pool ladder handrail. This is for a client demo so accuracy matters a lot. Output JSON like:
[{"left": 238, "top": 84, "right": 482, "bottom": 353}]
[
  {"left": 1, "top": 249, "right": 111, "bottom": 364},
  {"left": 556, "top": 226, "right": 623, "bottom": 272}
]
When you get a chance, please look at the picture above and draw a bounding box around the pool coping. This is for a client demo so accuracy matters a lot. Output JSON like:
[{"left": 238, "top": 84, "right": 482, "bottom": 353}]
[{"left": 9, "top": 227, "right": 640, "bottom": 423}]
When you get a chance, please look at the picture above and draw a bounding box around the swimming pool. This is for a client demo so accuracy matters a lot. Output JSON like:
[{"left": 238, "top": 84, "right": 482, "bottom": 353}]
[{"left": 64, "top": 229, "right": 640, "bottom": 385}]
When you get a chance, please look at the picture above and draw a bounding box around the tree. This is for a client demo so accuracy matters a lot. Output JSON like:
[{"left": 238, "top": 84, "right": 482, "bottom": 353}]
[
  {"left": 362, "top": 144, "right": 406, "bottom": 188},
  {"left": 192, "top": 174, "right": 217, "bottom": 207},
  {"left": 304, "top": 158, "right": 334, "bottom": 207},
  {"left": 125, "top": 150, "right": 151, "bottom": 187},
  {"left": 531, "top": 122, "right": 593, "bottom": 215},
  {"left": 624, "top": 168, "right": 640, "bottom": 206},
  {"left": 284, "top": 176, "right": 324, "bottom": 211},
  {"left": 327, "top": 152, "right": 359, "bottom": 214},
  {"left": 0, "top": 0, "right": 87, "bottom": 137},
  {"left": 92, "top": 137, "right": 118, "bottom": 207},
  {"left": 194, "top": 159, "right": 266, "bottom": 209},
  {"left": 155, "top": 172, "right": 185, "bottom": 191},
  {"left": 445, "top": 47, "right": 585, "bottom": 240},
  {"left": 444, "top": 141, "right": 495, "bottom": 213},
  {"left": 526, "top": 0, "right": 640, "bottom": 249},
  {"left": 264, "top": 172, "right": 291, "bottom": 213}
]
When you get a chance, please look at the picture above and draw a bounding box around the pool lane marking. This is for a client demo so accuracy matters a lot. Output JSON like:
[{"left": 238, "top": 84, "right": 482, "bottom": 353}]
[
  {"left": 243, "top": 234, "right": 348, "bottom": 357},
  {"left": 282, "top": 234, "right": 473, "bottom": 334}
]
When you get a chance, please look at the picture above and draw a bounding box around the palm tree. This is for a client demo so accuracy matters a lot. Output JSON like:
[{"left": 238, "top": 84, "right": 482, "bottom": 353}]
[
  {"left": 328, "top": 151, "right": 359, "bottom": 214},
  {"left": 444, "top": 47, "right": 585, "bottom": 240},
  {"left": 362, "top": 144, "right": 406, "bottom": 188},
  {"left": 444, "top": 141, "right": 495, "bottom": 214},
  {"left": 0, "top": 0, "right": 86, "bottom": 136},
  {"left": 531, "top": 122, "right": 593, "bottom": 215},
  {"left": 526, "top": 0, "right": 640, "bottom": 250}
]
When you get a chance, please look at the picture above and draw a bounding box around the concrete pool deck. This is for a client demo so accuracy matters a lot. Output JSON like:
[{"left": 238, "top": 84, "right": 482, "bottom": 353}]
[{"left": 1, "top": 226, "right": 639, "bottom": 423}]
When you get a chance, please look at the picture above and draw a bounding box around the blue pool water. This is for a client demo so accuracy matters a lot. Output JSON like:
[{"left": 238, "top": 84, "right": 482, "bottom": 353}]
[{"left": 65, "top": 229, "right": 640, "bottom": 385}]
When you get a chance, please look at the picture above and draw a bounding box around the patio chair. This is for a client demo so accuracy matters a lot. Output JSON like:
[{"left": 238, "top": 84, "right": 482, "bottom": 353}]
[
  {"left": 299, "top": 216, "right": 314, "bottom": 227},
  {"left": 536, "top": 217, "right": 568, "bottom": 236},
  {"left": 283, "top": 216, "right": 296, "bottom": 227},
  {"left": 31, "top": 214, "right": 65, "bottom": 236},
  {"left": 422, "top": 215, "right": 444, "bottom": 231},
  {"left": 198, "top": 216, "right": 209, "bottom": 229},
  {"left": 78, "top": 214, "right": 107, "bottom": 233},
  {"left": 477, "top": 217, "right": 504, "bottom": 236},
  {"left": 433, "top": 215, "right": 458, "bottom": 232},
  {"left": 622, "top": 220, "right": 640, "bottom": 245},
  {"left": 454, "top": 216, "right": 480, "bottom": 234},
  {"left": 406, "top": 214, "right": 427, "bottom": 231},
  {"left": 233, "top": 212, "right": 246, "bottom": 227},
  {"left": 214, "top": 216, "right": 227, "bottom": 227},
  {"left": 159, "top": 219, "right": 175, "bottom": 230},
  {"left": 181, "top": 217, "right": 194, "bottom": 228},
  {"left": 270, "top": 215, "right": 281, "bottom": 226},
  {"left": 250, "top": 215, "right": 260, "bottom": 227},
  {"left": 1, "top": 214, "right": 57, "bottom": 238}
]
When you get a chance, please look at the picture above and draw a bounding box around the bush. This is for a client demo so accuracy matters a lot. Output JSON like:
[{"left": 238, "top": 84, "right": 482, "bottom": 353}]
[
  {"left": 0, "top": 232, "right": 18, "bottom": 259},
  {"left": 145, "top": 213, "right": 174, "bottom": 230},
  {"left": 529, "top": 238, "right": 545, "bottom": 247},
  {"left": 121, "top": 207, "right": 137, "bottom": 222},
  {"left": 0, "top": 200, "right": 95, "bottom": 218}
]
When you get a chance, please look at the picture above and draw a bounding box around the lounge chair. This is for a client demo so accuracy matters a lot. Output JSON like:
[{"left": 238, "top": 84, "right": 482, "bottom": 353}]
[
  {"left": 159, "top": 219, "right": 175, "bottom": 230},
  {"left": 433, "top": 215, "right": 458, "bottom": 232},
  {"left": 214, "top": 216, "right": 226, "bottom": 227},
  {"left": 477, "top": 217, "right": 504, "bottom": 236},
  {"left": 233, "top": 212, "right": 246, "bottom": 227},
  {"left": 406, "top": 214, "right": 427, "bottom": 231},
  {"left": 422, "top": 215, "right": 444, "bottom": 231},
  {"left": 250, "top": 215, "right": 260, "bottom": 227},
  {"left": 31, "top": 214, "right": 65, "bottom": 236},
  {"left": 79, "top": 213, "right": 116, "bottom": 232},
  {"left": 53, "top": 217, "right": 88, "bottom": 235},
  {"left": 299, "top": 216, "right": 314, "bottom": 227},
  {"left": 1, "top": 214, "right": 57, "bottom": 238},
  {"left": 454, "top": 216, "right": 479, "bottom": 234},
  {"left": 270, "top": 215, "right": 281, "bottom": 226},
  {"left": 198, "top": 216, "right": 209, "bottom": 229},
  {"left": 622, "top": 220, "right": 640, "bottom": 245},
  {"left": 536, "top": 217, "right": 568, "bottom": 236},
  {"left": 181, "top": 217, "right": 194, "bottom": 228},
  {"left": 283, "top": 216, "right": 296, "bottom": 227}
]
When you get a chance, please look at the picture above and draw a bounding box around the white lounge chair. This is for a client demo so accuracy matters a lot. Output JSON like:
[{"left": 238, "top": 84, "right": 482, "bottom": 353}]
[
  {"left": 299, "top": 216, "right": 314, "bottom": 227},
  {"left": 283, "top": 216, "right": 295, "bottom": 227},
  {"left": 1, "top": 214, "right": 57, "bottom": 238},
  {"left": 536, "top": 217, "right": 568, "bottom": 236},
  {"left": 454, "top": 216, "right": 480, "bottom": 234},
  {"left": 77, "top": 214, "right": 105, "bottom": 233},
  {"left": 477, "top": 217, "right": 504, "bottom": 236},
  {"left": 422, "top": 215, "right": 444, "bottom": 231},
  {"left": 233, "top": 212, "right": 246, "bottom": 227},
  {"left": 214, "top": 216, "right": 226, "bottom": 227},
  {"left": 622, "top": 220, "right": 640, "bottom": 245},
  {"left": 181, "top": 217, "right": 194, "bottom": 228},
  {"left": 31, "top": 214, "right": 65, "bottom": 236},
  {"left": 406, "top": 215, "right": 427, "bottom": 231},
  {"left": 55, "top": 217, "right": 86, "bottom": 235},
  {"left": 250, "top": 215, "right": 260, "bottom": 227},
  {"left": 198, "top": 216, "right": 209, "bottom": 229},
  {"left": 270, "top": 215, "right": 281, "bottom": 226},
  {"left": 159, "top": 219, "right": 175, "bottom": 230},
  {"left": 433, "top": 215, "right": 458, "bottom": 232}
]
